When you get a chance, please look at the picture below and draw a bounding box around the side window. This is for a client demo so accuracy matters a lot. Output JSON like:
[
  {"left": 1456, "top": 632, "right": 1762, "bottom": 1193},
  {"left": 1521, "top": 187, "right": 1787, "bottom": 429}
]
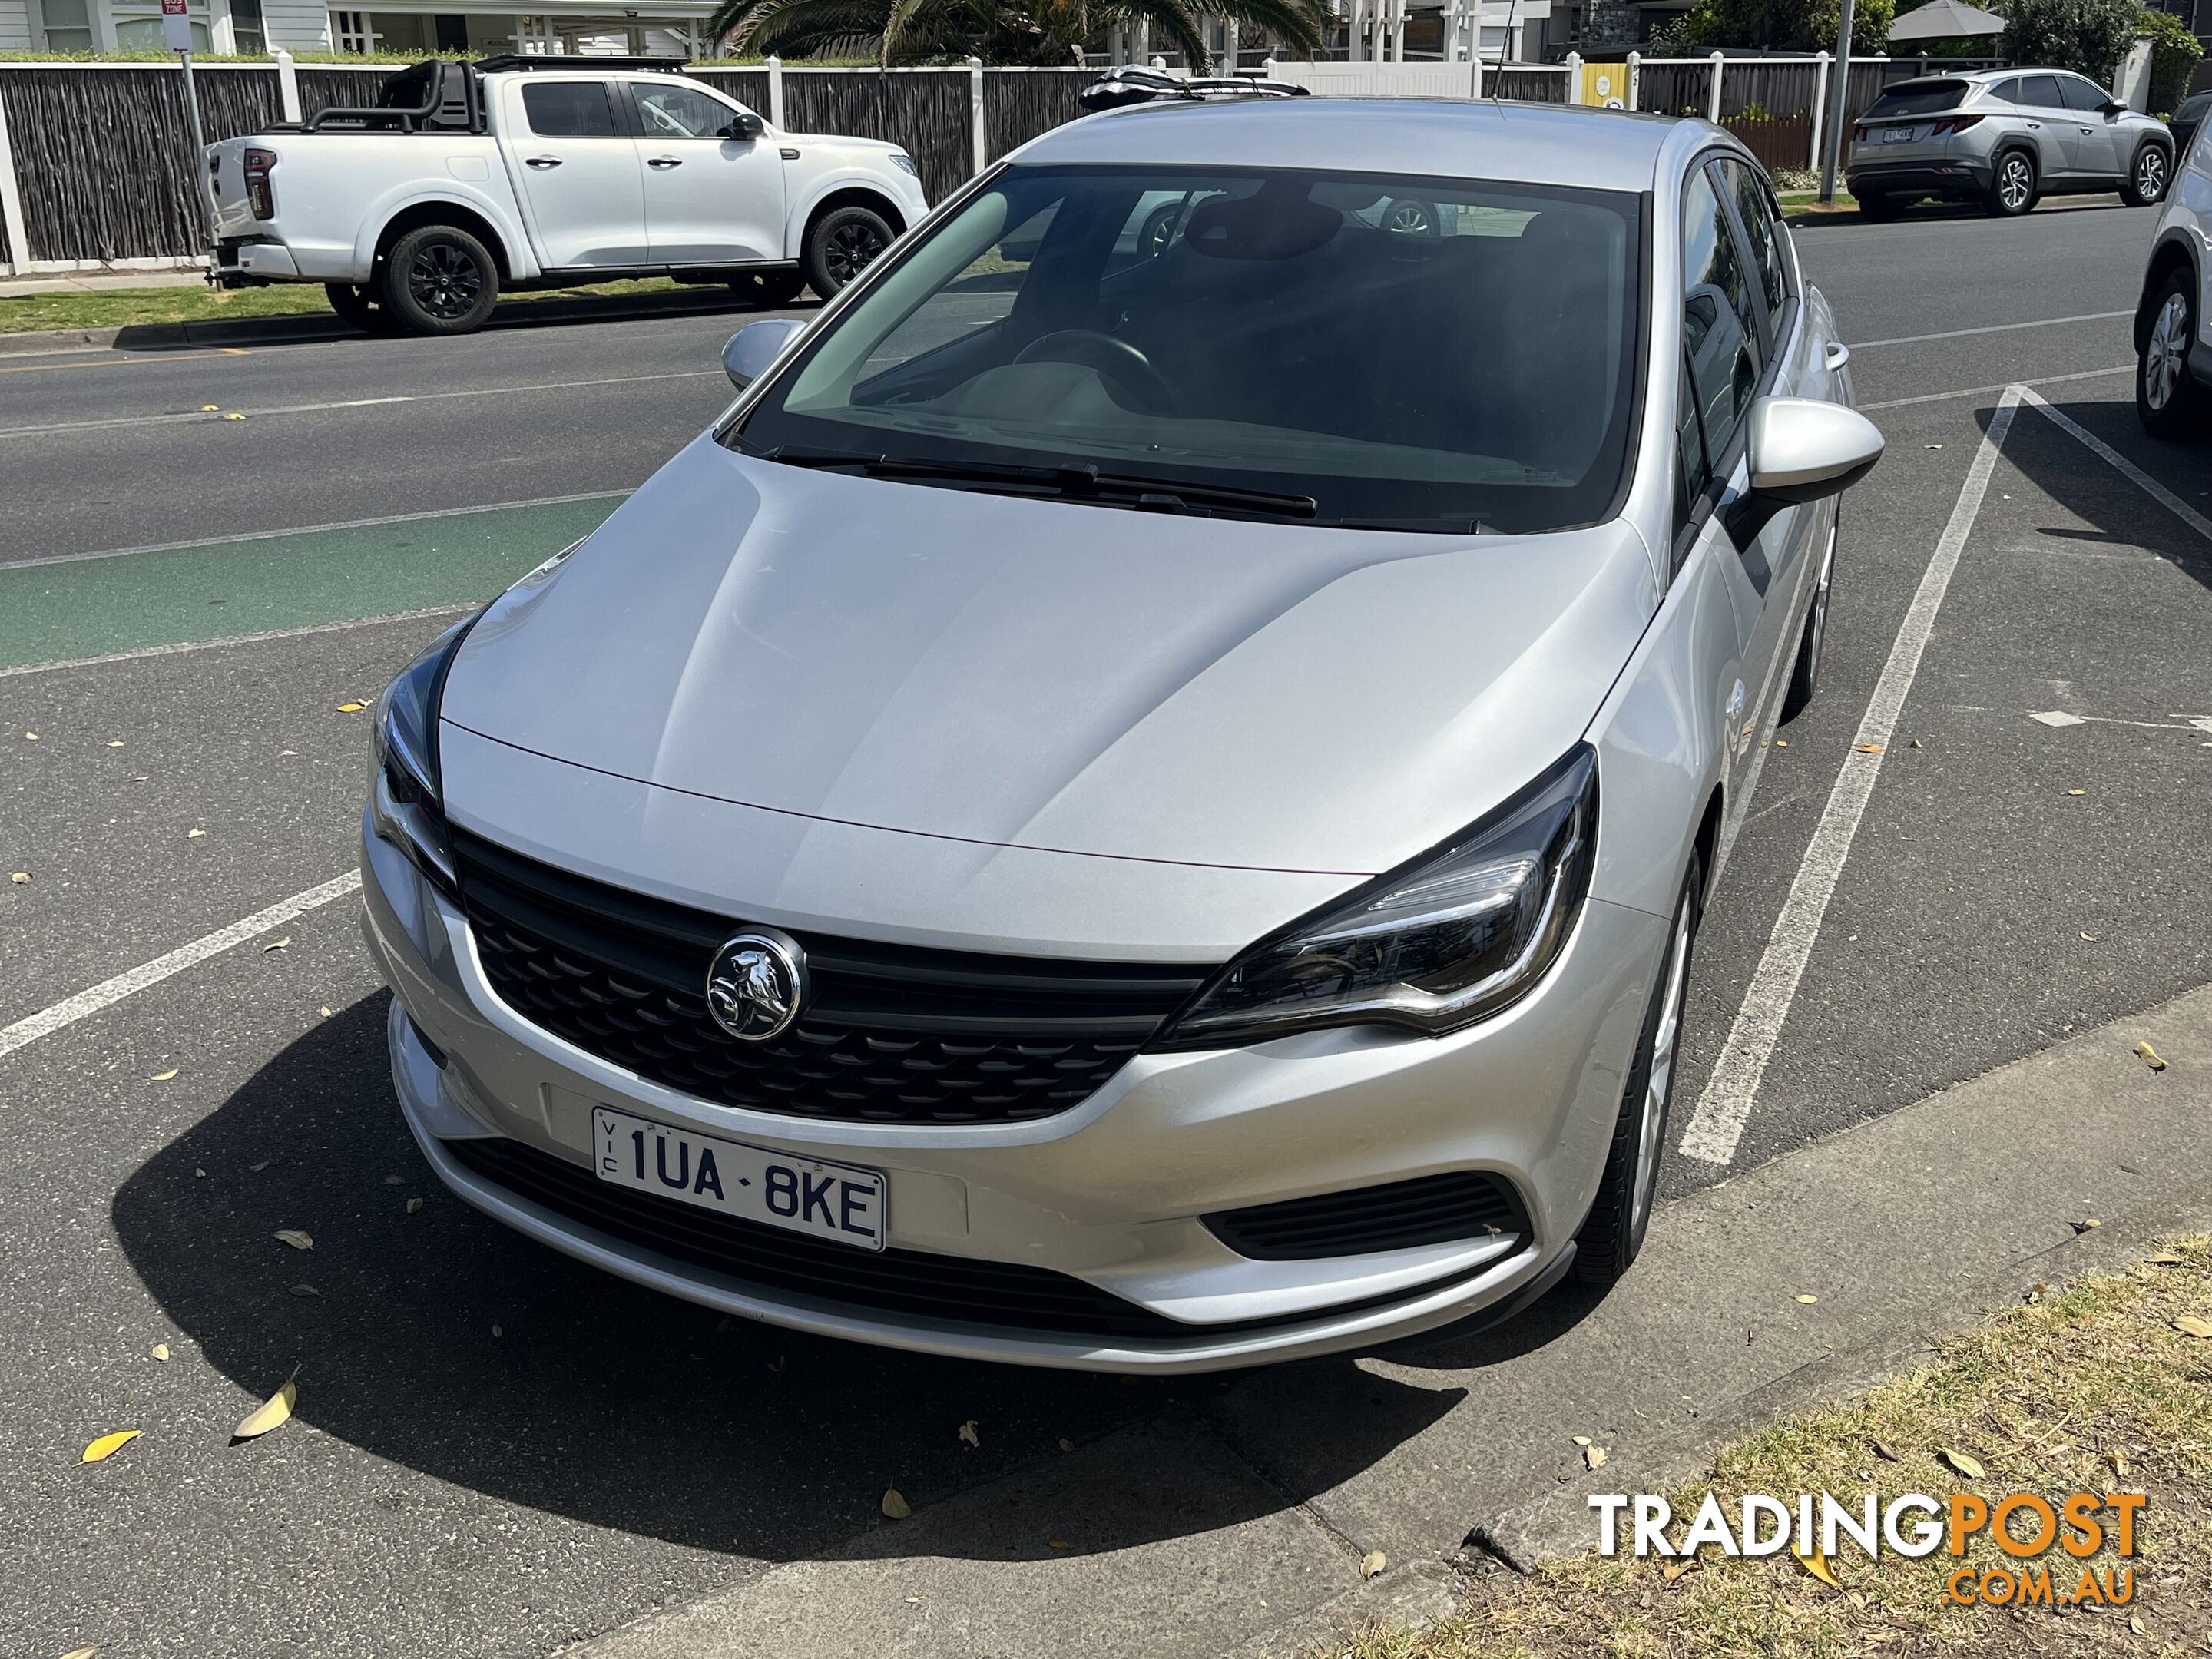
[
  {"left": 1985, "top": 78, "right": 2021, "bottom": 105},
  {"left": 1681, "top": 166, "right": 1762, "bottom": 468},
  {"left": 633, "top": 82, "right": 739, "bottom": 139},
  {"left": 1717, "top": 158, "right": 1786, "bottom": 318},
  {"left": 522, "top": 81, "right": 617, "bottom": 138},
  {"left": 2020, "top": 74, "right": 2065, "bottom": 111},
  {"left": 1674, "top": 350, "right": 1711, "bottom": 542},
  {"left": 2057, "top": 75, "right": 2108, "bottom": 114}
]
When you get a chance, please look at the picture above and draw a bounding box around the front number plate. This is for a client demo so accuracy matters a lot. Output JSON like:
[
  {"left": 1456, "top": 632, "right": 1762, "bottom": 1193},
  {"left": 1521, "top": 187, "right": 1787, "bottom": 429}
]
[{"left": 592, "top": 1106, "right": 888, "bottom": 1252}]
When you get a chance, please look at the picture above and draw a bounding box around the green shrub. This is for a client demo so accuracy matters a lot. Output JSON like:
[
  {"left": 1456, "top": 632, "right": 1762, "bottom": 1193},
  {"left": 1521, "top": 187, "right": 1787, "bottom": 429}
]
[
  {"left": 2134, "top": 5, "right": 2203, "bottom": 111},
  {"left": 1983, "top": 0, "right": 2137, "bottom": 83}
]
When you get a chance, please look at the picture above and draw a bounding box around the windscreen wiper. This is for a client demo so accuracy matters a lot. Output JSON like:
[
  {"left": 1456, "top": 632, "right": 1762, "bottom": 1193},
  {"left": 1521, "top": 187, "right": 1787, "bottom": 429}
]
[{"left": 750, "top": 444, "right": 1318, "bottom": 522}]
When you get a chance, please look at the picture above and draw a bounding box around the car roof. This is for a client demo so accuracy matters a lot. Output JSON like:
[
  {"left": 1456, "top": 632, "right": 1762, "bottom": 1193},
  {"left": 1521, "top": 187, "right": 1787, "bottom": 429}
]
[{"left": 1012, "top": 98, "right": 1698, "bottom": 193}]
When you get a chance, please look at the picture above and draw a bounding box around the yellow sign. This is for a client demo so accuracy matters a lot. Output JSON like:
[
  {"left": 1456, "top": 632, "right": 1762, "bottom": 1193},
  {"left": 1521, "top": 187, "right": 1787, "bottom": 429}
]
[{"left": 1578, "top": 60, "right": 1631, "bottom": 109}]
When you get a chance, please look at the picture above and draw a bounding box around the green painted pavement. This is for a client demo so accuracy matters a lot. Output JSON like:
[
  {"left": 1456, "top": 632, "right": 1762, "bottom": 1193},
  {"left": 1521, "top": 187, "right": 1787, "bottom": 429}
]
[{"left": 0, "top": 495, "right": 625, "bottom": 671}]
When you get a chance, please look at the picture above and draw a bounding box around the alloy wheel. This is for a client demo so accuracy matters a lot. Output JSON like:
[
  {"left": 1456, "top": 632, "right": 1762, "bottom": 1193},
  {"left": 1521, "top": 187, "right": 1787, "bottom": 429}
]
[
  {"left": 1999, "top": 155, "right": 2032, "bottom": 210},
  {"left": 2144, "top": 291, "right": 2190, "bottom": 412},
  {"left": 824, "top": 220, "right": 889, "bottom": 287},
  {"left": 1385, "top": 199, "right": 1437, "bottom": 236},
  {"left": 407, "top": 242, "right": 483, "bottom": 321},
  {"left": 1629, "top": 889, "right": 1694, "bottom": 1240},
  {"left": 2136, "top": 148, "right": 2167, "bottom": 202}
]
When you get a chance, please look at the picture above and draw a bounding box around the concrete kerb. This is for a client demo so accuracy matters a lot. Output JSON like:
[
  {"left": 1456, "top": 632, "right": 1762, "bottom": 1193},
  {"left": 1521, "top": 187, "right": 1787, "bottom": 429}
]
[{"left": 558, "top": 982, "right": 2212, "bottom": 1658}]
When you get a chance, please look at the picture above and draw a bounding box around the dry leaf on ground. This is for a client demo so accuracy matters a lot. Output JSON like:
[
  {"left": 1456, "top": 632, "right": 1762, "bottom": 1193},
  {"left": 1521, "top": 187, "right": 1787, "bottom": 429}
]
[
  {"left": 59, "top": 1647, "right": 98, "bottom": 1659},
  {"left": 148, "top": 1069, "right": 178, "bottom": 1082},
  {"left": 2144, "top": 1250, "right": 2187, "bottom": 1267},
  {"left": 1854, "top": 743, "right": 1885, "bottom": 754},
  {"left": 81, "top": 1430, "right": 140, "bottom": 1464},
  {"left": 186, "top": 829, "right": 207, "bottom": 839},
  {"left": 1584, "top": 1445, "right": 1608, "bottom": 1469},
  {"left": 957, "top": 1420, "right": 979, "bottom": 1448},
  {"left": 1871, "top": 1439, "right": 1899, "bottom": 1462},
  {"left": 8, "top": 872, "right": 27, "bottom": 884},
  {"left": 262, "top": 938, "right": 290, "bottom": 954},
  {"left": 405, "top": 1197, "right": 424, "bottom": 1214},
  {"left": 2135, "top": 1042, "right": 2167, "bottom": 1072},
  {"left": 151, "top": 1343, "right": 169, "bottom": 1362},
  {"left": 2174, "top": 1315, "right": 2212, "bottom": 1339},
  {"left": 1796, "top": 1293, "right": 1819, "bottom": 1304},
  {"left": 1660, "top": 1556, "right": 1700, "bottom": 1583},
  {"left": 2112, "top": 1449, "right": 2131, "bottom": 1476},
  {"left": 273, "top": 1229, "right": 313, "bottom": 1250},
  {"left": 1360, "top": 1550, "right": 1387, "bottom": 1581},
  {"left": 233, "top": 1373, "right": 297, "bottom": 1442},
  {"left": 1795, "top": 1545, "right": 1841, "bottom": 1589},
  {"left": 881, "top": 1488, "right": 912, "bottom": 1519},
  {"left": 1939, "top": 1448, "right": 1985, "bottom": 1479},
  {"left": 336, "top": 702, "right": 366, "bottom": 714}
]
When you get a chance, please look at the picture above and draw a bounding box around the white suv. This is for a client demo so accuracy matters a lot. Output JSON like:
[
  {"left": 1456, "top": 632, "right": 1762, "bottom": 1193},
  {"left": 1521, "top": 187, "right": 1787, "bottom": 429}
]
[{"left": 2137, "top": 111, "right": 2212, "bottom": 436}]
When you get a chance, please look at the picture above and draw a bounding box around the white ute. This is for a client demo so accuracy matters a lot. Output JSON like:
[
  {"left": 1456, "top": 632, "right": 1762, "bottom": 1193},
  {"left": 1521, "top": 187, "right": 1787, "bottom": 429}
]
[{"left": 207, "top": 55, "right": 931, "bottom": 334}]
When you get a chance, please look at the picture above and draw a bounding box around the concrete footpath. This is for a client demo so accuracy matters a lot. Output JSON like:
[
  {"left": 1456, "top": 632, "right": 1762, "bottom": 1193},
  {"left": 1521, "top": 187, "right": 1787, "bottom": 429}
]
[{"left": 565, "top": 982, "right": 2212, "bottom": 1659}]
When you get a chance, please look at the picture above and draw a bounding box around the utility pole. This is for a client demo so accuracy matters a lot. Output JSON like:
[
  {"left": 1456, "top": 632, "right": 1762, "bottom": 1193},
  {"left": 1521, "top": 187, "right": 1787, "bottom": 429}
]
[
  {"left": 1818, "top": 0, "right": 1856, "bottom": 204},
  {"left": 164, "top": 0, "right": 220, "bottom": 275}
]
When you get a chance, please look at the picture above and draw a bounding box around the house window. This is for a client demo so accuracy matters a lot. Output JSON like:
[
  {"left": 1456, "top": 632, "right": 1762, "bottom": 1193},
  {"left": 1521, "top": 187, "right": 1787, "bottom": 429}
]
[
  {"left": 332, "top": 8, "right": 376, "bottom": 50},
  {"left": 229, "top": 0, "right": 266, "bottom": 52},
  {"left": 38, "top": 0, "right": 96, "bottom": 51}
]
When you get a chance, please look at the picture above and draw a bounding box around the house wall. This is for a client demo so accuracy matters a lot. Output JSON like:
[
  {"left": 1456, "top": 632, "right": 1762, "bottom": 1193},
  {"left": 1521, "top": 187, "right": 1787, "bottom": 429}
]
[
  {"left": 261, "top": 0, "right": 331, "bottom": 48},
  {"left": 0, "top": 0, "right": 35, "bottom": 49}
]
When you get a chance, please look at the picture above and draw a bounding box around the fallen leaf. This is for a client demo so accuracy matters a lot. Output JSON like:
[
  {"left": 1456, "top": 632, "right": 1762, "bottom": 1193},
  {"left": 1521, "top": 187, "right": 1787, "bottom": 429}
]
[
  {"left": 2081, "top": 932, "right": 2099, "bottom": 942},
  {"left": 1571, "top": 1434, "right": 1591, "bottom": 1446},
  {"left": 232, "top": 1372, "right": 297, "bottom": 1442},
  {"left": 9, "top": 872, "right": 28, "bottom": 884},
  {"left": 23, "top": 730, "right": 36, "bottom": 740},
  {"left": 1359, "top": 1549, "right": 1387, "bottom": 1581},
  {"left": 1872, "top": 1439, "right": 1899, "bottom": 1462},
  {"left": 222, "top": 412, "right": 245, "bottom": 422},
  {"left": 1660, "top": 1556, "right": 1700, "bottom": 1583},
  {"left": 2112, "top": 1449, "right": 2131, "bottom": 1476},
  {"left": 1939, "top": 1449, "right": 1985, "bottom": 1479},
  {"left": 148, "top": 1069, "right": 178, "bottom": 1082},
  {"left": 957, "top": 1420, "right": 979, "bottom": 1449},
  {"left": 1795, "top": 1544, "right": 1841, "bottom": 1589},
  {"left": 1584, "top": 1445, "right": 1608, "bottom": 1469},
  {"left": 200, "top": 403, "right": 220, "bottom": 411},
  {"left": 194, "top": 1168, "right": 206, "bottom": 1178},
  {"left": 2135, "top": 1042, "right": 2167, "bottom": 1072},
  {"left": 1926, "top": 442, "right": 1942, "bottom": 449},
  {"left": 186, "top": 828, "right": 207, "bottom": 839},
  {"left": 882, "top": 1487, "right": 912, "bottom": 1519},
  {"left": 405, "top": 1197, "right": 424, "bottom": 1215},
  {"left": 2175, "top": 1316, "right": 2212, "bottom": 1339},
  {"left": 108, "top": 740, "right": 124, "bottom": 747},
  {"left": 2029, "top": 710, "right": 2085, "bottom": 728},
  {"left": 492, "top": 1324, "right": 502, "bottom": 1337},
  {"left": 2073, "top": 1218, "right": 2102, "bottom": 1233},
  {"left": 383, "top": 1175, "right": 404, "bottom": 1186},
  {"left": 81, "top": 1429, "right": 140, "bottom": 1463},
  {"left": 273, "top": 1229, "right": 313, "bottom": 1250},
  {"left": 1796, "top": 1293, "right": 1820, "bottom": 1304},
  {"left": 2144, "top": 1250, "right": 2186, "bottom": 1267},
  {"left": 2130, "top": 1615, "right": 2148, "bottom": 1636},
  {"left": 2067, "top": 789, "right": 2086, "bottom": 796},
  {"left": 336, "top": 703, "right": 366, "bottom": 714},
  {"left": 249, "top": 1161, "right": 269, "bottom": 1172},
  {"left": 1048, "top": 1538, "right": 1071, "bottom": 1548},
  {"left": 1855, "top": 743, "right": 1885, "bottom": 754},
  {"left": 320, "top": 1007, "right": 333, "bottom": 1018},
  {"left": 1058, "top": 1438, "right": 1075, "bottom": 1452},
  {"left": 59, "top": 1647, "right": 98, "bottom": 1658},
  {"left": 289, "top": 1283, "right": 318, "bottom": 1297},
  {"left": 151, "top": 1343, "right": 169, "bottom": 1362},
  {"left": 2026, "top": 1283, "right": 2054, "bottom": 1304},
  {"left": 261, "top": 937, "right": 290, "bottom": 954}
]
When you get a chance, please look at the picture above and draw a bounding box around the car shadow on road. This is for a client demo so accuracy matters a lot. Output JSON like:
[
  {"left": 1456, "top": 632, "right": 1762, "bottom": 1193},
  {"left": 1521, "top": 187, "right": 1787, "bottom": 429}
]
[{"left": 108, "top": 993, "right": 1598, "bottom": 1565}]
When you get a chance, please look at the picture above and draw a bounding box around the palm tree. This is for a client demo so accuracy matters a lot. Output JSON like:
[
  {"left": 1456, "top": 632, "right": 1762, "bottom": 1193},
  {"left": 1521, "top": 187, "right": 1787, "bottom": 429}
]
[{"left": 706, "top": 0, "right": 1330, "bottom": 71}]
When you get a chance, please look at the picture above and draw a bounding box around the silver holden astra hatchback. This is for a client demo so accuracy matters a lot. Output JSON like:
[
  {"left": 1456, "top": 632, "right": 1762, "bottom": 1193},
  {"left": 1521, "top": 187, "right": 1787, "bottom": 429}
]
[{"left": 362, "top": 98, "right": 1885, "bottom": 1372}]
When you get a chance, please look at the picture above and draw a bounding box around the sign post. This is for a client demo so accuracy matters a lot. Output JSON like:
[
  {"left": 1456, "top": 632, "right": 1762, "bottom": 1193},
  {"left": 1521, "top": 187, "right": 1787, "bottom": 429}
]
[
  {"left": 167, "top": 0, "right": 220, "bottom": 272},
  {"left": 1818, "top": 0, "right": 1856, "bottom": 204}
]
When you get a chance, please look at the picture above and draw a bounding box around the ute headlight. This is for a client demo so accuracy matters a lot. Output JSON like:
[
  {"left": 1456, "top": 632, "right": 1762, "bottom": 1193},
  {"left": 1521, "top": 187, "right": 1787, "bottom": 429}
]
[
  {"left": 891, "top": 152, "right": 917, "bottom": 176},
  {"left": 369, "top": 613, "right": 482, "bottom": 897},
  {"left": 1153, "top": 747, "right": 1598, "bottom": 1049}
]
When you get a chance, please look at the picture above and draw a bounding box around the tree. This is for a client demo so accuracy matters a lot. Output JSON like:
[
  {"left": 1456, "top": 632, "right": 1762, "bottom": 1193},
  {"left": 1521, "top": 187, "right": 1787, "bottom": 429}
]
[
  {"left": 1982, "top": 0, "right": 2137, "bottom": 81},
  {"left": 1653, "top": 0, "right": 1896, "bottom": 59},
  {"left": 2133, "top": 4, "right": 2203, "bottom": 111},
  {"left": 706, "top": 0, "right": 1330, "bottom": 69}
]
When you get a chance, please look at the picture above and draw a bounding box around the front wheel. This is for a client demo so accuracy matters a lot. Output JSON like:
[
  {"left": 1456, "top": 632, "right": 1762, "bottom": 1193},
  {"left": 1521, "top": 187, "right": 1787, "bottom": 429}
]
[
  {"left": 379, "top": 224, "right": 499, "bottom": 334},
  {"left": 2137, "top": 269, "right": 2204, "bottom": 439},
  {"left": 803, "top": 204, "right": 895, "bottom": 299},
  {"left": 2121, "top": 144, "right": 2171, "bottom": 207},
  {"left": 1780, "top": 524, "right": 1835, "bottom": 721},
  {"left": 730, "top": 268, "right": 806, "bottom": 307},
  {"left": 1574, "top": 853, "right": 1701, "bottom": 1285},
  {"left": 1985, "top": 151, "right": 2036, "bottom": 217}
]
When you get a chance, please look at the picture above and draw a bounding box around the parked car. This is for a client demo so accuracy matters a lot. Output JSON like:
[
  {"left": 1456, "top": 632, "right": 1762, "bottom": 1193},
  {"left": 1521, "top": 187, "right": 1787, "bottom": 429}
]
[
  {"left": 1847, "top": 68, "right": 2175, "bottom": 218},
  {"left": 361, "top": 98, "right": 1883, "bottom": 1371},
  {"left": 206, "top": 56, "right": 929, "bottom": 335},
  {"left": 2136, "top": 101, "right": 2212, "bottom": 436},
  {"left": 2171, "top": 91, "right": 2210, "bottom": 167}
]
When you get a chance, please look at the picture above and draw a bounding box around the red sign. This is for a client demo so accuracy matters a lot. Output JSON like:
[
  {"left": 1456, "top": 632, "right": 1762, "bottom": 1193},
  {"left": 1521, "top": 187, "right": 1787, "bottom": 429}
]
[{"left": 161, "top": 0, "right": 186, "bottom": 15}]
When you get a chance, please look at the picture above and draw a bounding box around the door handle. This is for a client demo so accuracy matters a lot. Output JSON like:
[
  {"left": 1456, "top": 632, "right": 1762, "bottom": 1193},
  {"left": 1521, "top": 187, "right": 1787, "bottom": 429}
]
[
  {"left": 525, "top": 156, "right": 562, "bottom": 168},
  {"left": 1824, "top": 340, "right": 1850, "bottom": 371},
  {"left": 647, "top": 156, "right": 684, "bottom": 168}
]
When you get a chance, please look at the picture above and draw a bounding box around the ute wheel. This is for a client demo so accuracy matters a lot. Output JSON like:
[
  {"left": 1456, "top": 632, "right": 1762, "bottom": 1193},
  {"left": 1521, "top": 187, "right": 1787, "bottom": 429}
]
[
  {"left": 1781, "top": 521, "right": 1836, "bottom": 721},
  {"left": 378, "top": 224, "right": 500, "bottom": 335},
  {"left": 1985, "top": 150, "right": 2036, "bottom": 217},
  {"left": 730, "top": 268, "right": 806, "bottom": 306},
  {"left": 2121, "top": 143, "right": 2171, "bottom": 207},
  {"left": 803, "top": 204, "right": 895, "bottom": 298},
  {"left": 2137, "top": 267, "right": 2204, "bottom": 439},
  {"left": 1574, "top": 852, "right": 1701, "bottom": 1285},
  {"left": 323, "top": 281, "right": 382, "bottom": 331},
  {"left": 1856, "top": 190, "right": 1899, "bottom": 222}
]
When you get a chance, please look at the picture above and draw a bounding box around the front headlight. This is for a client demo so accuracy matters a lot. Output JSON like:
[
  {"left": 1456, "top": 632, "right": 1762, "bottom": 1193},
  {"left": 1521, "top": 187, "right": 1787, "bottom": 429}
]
[
  {"left": 1152, "top": 747, "right": 1598, "bottom": 1049},
  {"left": 890, "top": 152, "right": 917, "bottom": 176},
  {"left": 369, "top": 613, "right": 482, "bottom": 896}
]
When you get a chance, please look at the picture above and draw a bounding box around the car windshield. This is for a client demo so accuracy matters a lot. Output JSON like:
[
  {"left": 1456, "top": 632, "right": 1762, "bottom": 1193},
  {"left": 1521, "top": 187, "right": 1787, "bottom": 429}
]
[
  {"left": 726, "top": 165, "right": 1644, "bottom": 534},
  {"left": 1864, "top": 80, "right": 1969, "bottom": 118}
]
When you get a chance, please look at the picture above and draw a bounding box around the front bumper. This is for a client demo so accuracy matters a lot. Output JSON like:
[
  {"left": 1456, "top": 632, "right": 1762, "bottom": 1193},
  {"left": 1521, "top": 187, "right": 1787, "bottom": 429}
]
[
  {"left": 361, "top": 809, "right": 1665, "bottom": 1372},
  {"left": 1845, "top": 157, "right": 1993, "bottom": 199}
]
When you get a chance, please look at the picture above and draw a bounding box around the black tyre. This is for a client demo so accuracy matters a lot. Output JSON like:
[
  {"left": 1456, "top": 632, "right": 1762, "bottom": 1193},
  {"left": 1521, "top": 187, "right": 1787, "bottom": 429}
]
[
  {"left": 803, "top": 204, "right": 895, "bottom": 299},
  {"left": 1574, "top": 853, "right": 1700, "bottom": 1285},
  {"left": 1780, "top": 523, "right": 1835, "bottom": 722},
  {"left": 2137, "top": 267, "right": 2204, "bottom": 439},
  {"left": 730, "top": 268, "right": 806, "bottom": 306},
  {"left": 323, "top": 281, "right": 379, "bottom": 330},
  {"left": 378, "top": 224, "right": 499, "bottom": 335},
  {"left": 1382, "top": 197, "right": 1440, "bottom": 237},
  {"left": 1856, "top": 190, "right": 1899, "bottom": 222},
  {"left": 2121, "top": 142, "right": 2171, "bottom": 207},
  {"left": 1137, "top": 200, "right": 1181, "bottom": 259},
  {"left": 1985, "top": 149, "right": 2036, "bottom": 217}
]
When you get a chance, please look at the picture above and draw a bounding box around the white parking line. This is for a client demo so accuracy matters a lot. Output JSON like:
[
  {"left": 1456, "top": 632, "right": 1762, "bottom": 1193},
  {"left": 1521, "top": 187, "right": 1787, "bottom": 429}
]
[
  {"left": 0, "top": 604, "right": 472, "bottom": 680},
  {"left": 0, "top": 871, "right": 362, "bottom": 1065},
  {"left": 2020, "top": 387, "right": 2212, "bottom": 544},
  {"left": 1860, "top": 363, "right": 2130, "bottom": 412},
  {"left": 1677, "top": 386, "right": 2023, "bottom": 1166},
  {"left": 1849, "top": 310, "right": 2132, "bottom": 350}
]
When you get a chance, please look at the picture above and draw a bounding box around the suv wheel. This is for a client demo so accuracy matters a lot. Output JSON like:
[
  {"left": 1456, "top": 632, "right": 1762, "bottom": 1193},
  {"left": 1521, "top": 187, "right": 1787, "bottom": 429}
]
[
  {"left": 379, "top": 224, "right": 499, "bottom": 335},
  {"left": 1985, "top": 150, "right": 2036, "bottom": 217},
  {"left": 1857, "top": 190, "right": 1899, "bottom": 222},
  {"left": 2137, "top": 268, "right": 2203, "bottom": 439},
  {"left": 730, "top": 269, "right": 806, "bottom": 307},
  {"left": 2121, "top": 144, "right": 2171, "bottom": 207},
  {"left": 803, "top": 204, "right": 895, "bottom": 298},
  {"left": 1574, "top": 853, "right": 1700, "bottom": 1284}
]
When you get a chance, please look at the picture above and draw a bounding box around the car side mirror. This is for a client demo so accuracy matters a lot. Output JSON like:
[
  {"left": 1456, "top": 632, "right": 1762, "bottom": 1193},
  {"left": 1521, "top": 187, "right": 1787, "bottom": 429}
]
[
  {"left": 723, "top": 316, "right": 805, "bottom": 390},
  {"left": 724, "top": 112, "right": 766, "bottom": 140},
  {"left": 1725, "top": 396, "right": 1885, "bottom": 543},
  {"left": 2101, "top": 98, "right": 2126, "bottom": 116}
]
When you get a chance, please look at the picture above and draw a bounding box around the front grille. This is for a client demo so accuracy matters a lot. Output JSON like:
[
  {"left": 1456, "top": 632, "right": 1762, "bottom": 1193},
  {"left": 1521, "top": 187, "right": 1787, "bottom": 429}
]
[
  {"left": 447, "top": 1134, "right": 1202, "bottom": 1339},
  {"left": 1205, "top": 1172, "right": 1528, "bottom": 1260},
  {"left": 451, "top": 828, "right": 1211, "bottom": 1127}
]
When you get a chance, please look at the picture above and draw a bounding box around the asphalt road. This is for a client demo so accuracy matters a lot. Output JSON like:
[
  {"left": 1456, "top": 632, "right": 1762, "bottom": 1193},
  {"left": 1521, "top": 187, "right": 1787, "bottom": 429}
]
[{"left": 4, "top": 193, "right": 2208, "bottom": 1657}]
